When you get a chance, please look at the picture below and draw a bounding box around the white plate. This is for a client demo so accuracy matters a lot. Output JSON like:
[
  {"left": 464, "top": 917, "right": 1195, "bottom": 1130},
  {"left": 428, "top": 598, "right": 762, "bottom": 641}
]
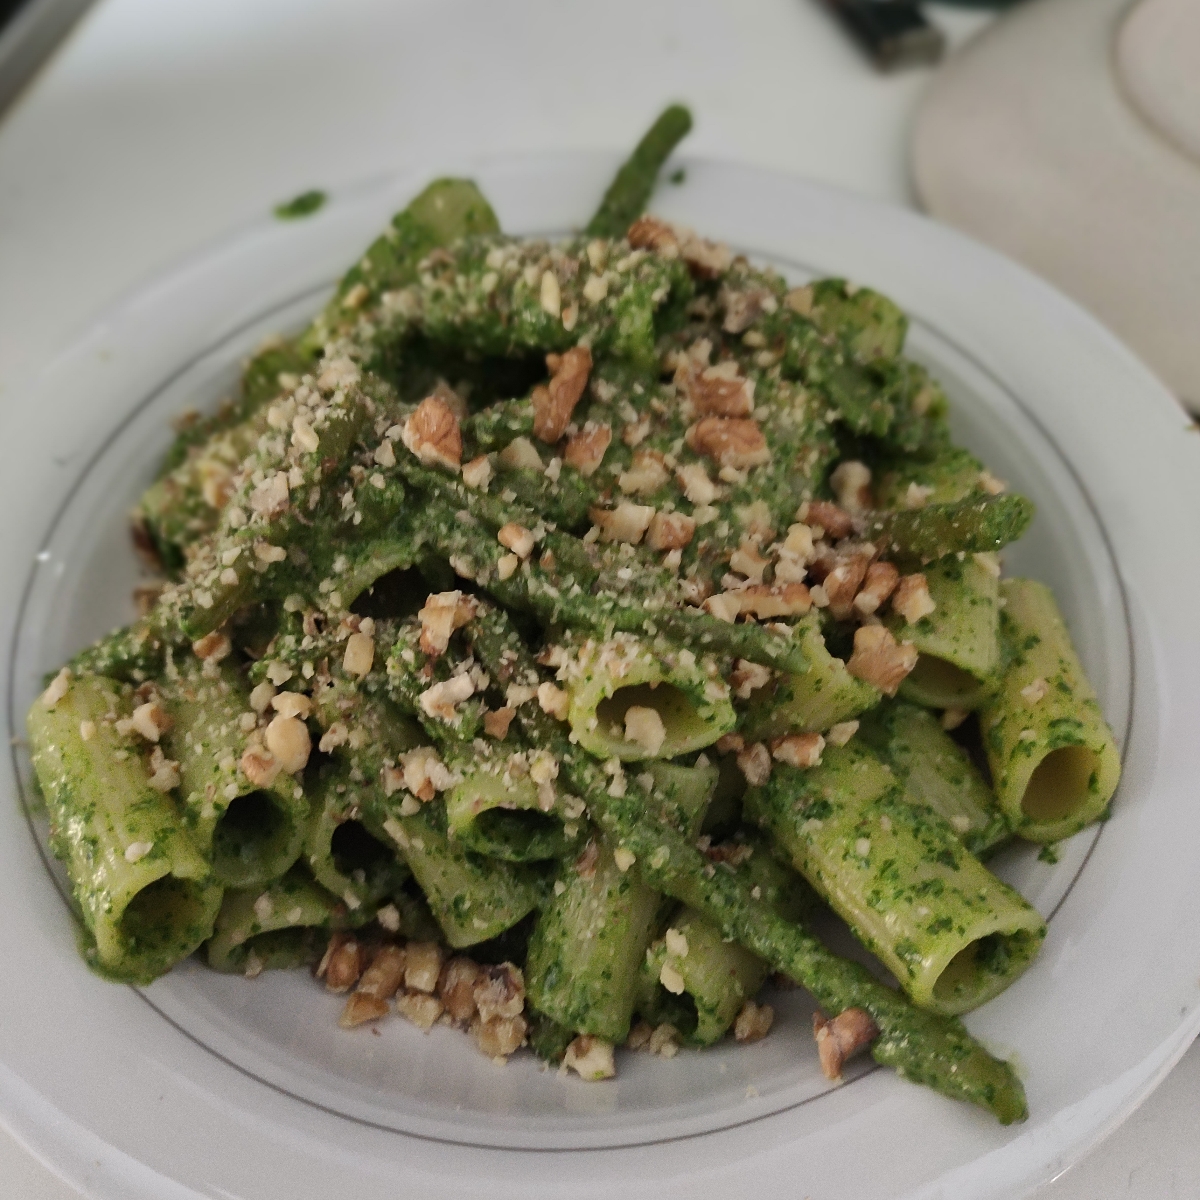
[{"left": 2, "top": 153, "right": 1198, "bottom": 1200}]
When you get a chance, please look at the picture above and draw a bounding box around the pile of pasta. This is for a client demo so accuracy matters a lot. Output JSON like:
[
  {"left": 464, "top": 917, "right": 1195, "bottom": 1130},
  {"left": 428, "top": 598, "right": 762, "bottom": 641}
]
[{"left": 27, "top": 109, "right": 1120, "bottom": 1124}]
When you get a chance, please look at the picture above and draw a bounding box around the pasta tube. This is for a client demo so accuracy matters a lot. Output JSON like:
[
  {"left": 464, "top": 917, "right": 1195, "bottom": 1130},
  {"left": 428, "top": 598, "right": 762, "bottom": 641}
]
[
  {"left": 163, "top": 658, "right": 308, "bottom": 888},
  {"left": 890, "top": 555, "right": 1001, "bottom": 709},
  {"left": 27, "top": 673, "right": 220, "bottom": 984},
  {"left": 744, "top": 743, "right": 1044, "bottom": 1016},
  {"left": 980, "top": 579, "right": 1122, "bottom": 842},
  {"left": 859, "top": 701, "right": 1009, "bottom": 858},
  {"left": 741, "top": 615, "right": 879, "bottom": 739},
  {"left": 565, "top": 635, "right": 735, "bottom": 762}
]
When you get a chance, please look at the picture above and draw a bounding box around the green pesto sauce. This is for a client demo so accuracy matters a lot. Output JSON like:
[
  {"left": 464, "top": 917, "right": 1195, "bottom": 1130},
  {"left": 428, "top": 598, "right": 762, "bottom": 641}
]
[{"left": 274, "top": 190, "right": 327, "bottom": 220}]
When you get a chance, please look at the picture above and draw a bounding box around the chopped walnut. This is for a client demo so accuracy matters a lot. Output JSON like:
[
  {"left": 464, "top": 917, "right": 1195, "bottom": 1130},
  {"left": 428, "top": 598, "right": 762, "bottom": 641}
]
[
  {"left": 772, "top": 732, "right": 825, "bottom": 769},
  {"left": 461, "top": 455, "right": 493, "bottom": 490},
  {"left": 438, "top": 957, "right": 483, "bottom": 1025},
  {"left": 822, "top": 548, "right": 874, "bottom": 621},
  {"left": 473, "top": 963, "right": 525, "bottom": 1022},
  {"left": 785, "top": 285, "right": 814, "bottom": 316},
  {"left": 1021, "top": 677, "right": 1050, "bottom": 706},
  {"left": 853, "top": 560, "right": 901, "bottom": 617},
  {"left": 497, "top": 523, "right": 536, "bottom": 559},
  {"left": 146, "top": 746, "right": 181, "bottom": 793},
  {"left": 318, "top": 933, "right": 366, "bottom": 994},
  {"left": 892, "top": 573, "right": 936, "bottom": 624},
  {"left": 734, "top": 999, "right": 775, "bottom": 1044},
  {"left": 533, "top": 346, "right": 592, "bottom": 443},
  {"left": 738, "top": 583, "right": 812, "bottom": 619},
  {"left": 483, "top": 707, "right": 516, "bottom": 739},
  {"left": 675, "top": 461, "right": 719, "bottom": 506},
  {"left": 618, "top": 449, "right": 670, "bottom": 496},
  {"left": 626, "top": 215, "right": 732, "bottom": 278},
  {"left": 418, "top": 590, "right": 478, "bottom": 657},
  {"left": 813, "top": 1007, "right": 880, "bottom": 1081},
  {"left": 703, "top": 592, "right": 743, "bottom": 623},
  {"left": 563, "top": 422, "right": 612, "bottom": 477},
  {"left": 679, "top": 358, "right": 755, "bottom": 418},
  {"left": 357, "top": 944, "right": 407, "bottom": 1000},
  {"left": 404, "top": 941, "right": 445, "bottom": 994},
  {"left": 192, "top": 631, "right": 232, "bottom": 662},
  {"left": 339, "top": 993, "right": 390, "bottom": 1028},
  {"left": 563, "top": 1034, "right": 617, "bottom": 1080},
  {"left": 400, "top": 746, "right": 455, "bottom": 802},
  {"left": 737, "top": 741, "right": 772, "bottom": 787},
  {"left": 685, "top": 417, "right": 771, "bottom": 470},
  {"left": 730, "top": 660, "right": 771, "bottom": 700},
  {"left": 418, "top": 674, "right": 475, "bottom": 722},
  {"left": 271, "top": 691, "right": 312, "bottom": 719},
  {"left": 537, "top": 681, "right": 570, "bottom": 721},
  {"left": 826, "top": 720, "right": 860, "bottom": 747},
  {"left": 800, "top": 500, "right": 854, "bottom": 541},
  {"left": 729, "top": 540, "right": 769, "bottom": 583},
  {"left": 719, "top": 280, "right": 777, "bottom": 334},
  {"left": 588, "top": 502, "right": 655, "bottom": 545},
  {"left": 846, "top": 625, "right": 918, "bottom": 695},
  {"left": 342, "top": 631, "right": 375, "bottom": 677},
  {"left": 472, "top": 1013, "right": 527, "bottom": 1058},
  {"left": 396, "top": 990, "right": 444, "bottom": 1031},
  {"left": 264, "top": 714, "right": 311, "bottom": 774},
  {"left": 240, "top": 745, "right": 281, "bottom": 788},
  {"left": 401, "top": 394, "right": 462, "bottom": 470},
  {"left": 498, "top": 436, "right": 543, "bottom": 472},
  {"left": 249, "top": 471, "right": 290, "bottom": 519},
  {"left": 830, "top": 461, "right": 873, "bottom": 515},
  {"left": 40, "top": 667, "right": 72, "bottom": 709},
  {"left": 646, "top": 511, "right": 696, "bottom": 551},
  {"left": 129, "top": 701, "right": 172, "bottom": 743},
  {"left": 624, "top": 706, "right": 666, "bottom": 756},
  {"left": 941, "top": 707, "right": 969, "bottom": 731}
]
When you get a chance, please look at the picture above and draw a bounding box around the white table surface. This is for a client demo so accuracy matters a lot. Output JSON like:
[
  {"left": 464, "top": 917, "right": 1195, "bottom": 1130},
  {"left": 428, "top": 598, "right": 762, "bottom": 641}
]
[{"left": 0, "top": 1, "right": 1194, "bottom": 1196}]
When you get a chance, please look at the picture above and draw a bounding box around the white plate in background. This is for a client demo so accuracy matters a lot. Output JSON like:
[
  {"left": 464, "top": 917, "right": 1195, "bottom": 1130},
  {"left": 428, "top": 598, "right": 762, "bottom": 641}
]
[{"left": 1, "top": 153, "right": 1198, "bottom": 1199}]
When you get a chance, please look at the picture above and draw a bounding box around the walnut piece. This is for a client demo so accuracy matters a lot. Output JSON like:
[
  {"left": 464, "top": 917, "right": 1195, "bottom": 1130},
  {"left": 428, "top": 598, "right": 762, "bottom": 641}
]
[
  {"left": 771, "top": 732, "right": 825, "bottom": 769},
  {"left": 846, "top": 625, "right": 918, "bottom": 695},
  {"left": 564, "top": 421, "right": 612, "bottom": 477},
  {"left": 589, "top": 502, "right": 655, "bottom": 545},
  {"left": 680, "top": 359, "right": 755, "bottom": 418},
  {"left": 401, "top": 393, "right": 462, "bottom": 470},
  {"left": 646, "top": 511, "right": 695, "bottom": 551},
  {"left": 562, "top": 1034, "right": 617, "bottom": 1080},
  {"left": 626, "top": 215, "right": 732, "bottom": 278},
  {"left": 853, "top": 560, "right": 901, "bottom": 617},
  {"left": 813, "top": 1007, "right": 880, "bottom": 1081},
  {"left": 533, "top": 346, "right": 592, "bottom": 443},
  {"left": 737, "top": 583, "right": 812, "bottom": 620},
  {"left": 418, "top": 590, "right": 478, "bottom": 657},
  {"left": 801, "top": 499, "right": 854, "bottom": 541},
  {"left": 736, "top": 741, "right": 772, "bottom": 786},
  {"left": 734, "top": 999, "right": 775, "bottom": 1044},
  {"left": 685, "top": 417, "right": 770, "bottom": 469},
  {"left": 892, "top": 573, "right": 936, "bottom": 624}
]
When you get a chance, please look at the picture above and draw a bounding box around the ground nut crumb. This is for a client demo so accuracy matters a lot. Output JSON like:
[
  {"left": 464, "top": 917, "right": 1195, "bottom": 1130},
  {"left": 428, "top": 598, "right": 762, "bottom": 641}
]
[
  {"left": 648, "top": 1023, "right": 680, "bottom": 1057},
  {"left": 124, "top": 841, "right": 153, "bottom": 864},
  {"left": 1021, "top": 677, "right": 1050, "bottom": 706},
  {"left": 771, "top": 732, "right": 825, "bottom": 769},
  {"left": 613, "top": 846, "right": 636, "bottom": 872},
  {"left": 734, "top": 1000, "right": 775, "bottom": 1043},
  {"left": 563, "top": 1035, "right": 616, "bottom": 1080},
  {"left": 404, "top": 941, "right": 444, "bottom": 993},
  {"left": 146, "top": 746, "right": 181, "bottom": 792},
  {"left": 737, "top": 742, "right": 772, "bottom": 786},
  {"left": 941, "top": 707, "right": 969, "bottom": 731}
]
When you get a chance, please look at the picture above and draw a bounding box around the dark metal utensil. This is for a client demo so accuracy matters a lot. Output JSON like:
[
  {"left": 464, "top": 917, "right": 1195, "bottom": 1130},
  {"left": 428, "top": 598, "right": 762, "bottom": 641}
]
[
  {"left": 820, "top": 0, "right": 946, "bottom": 69},
  {"left": 0, "top": 0, "right": 94, "bottom": 120}
]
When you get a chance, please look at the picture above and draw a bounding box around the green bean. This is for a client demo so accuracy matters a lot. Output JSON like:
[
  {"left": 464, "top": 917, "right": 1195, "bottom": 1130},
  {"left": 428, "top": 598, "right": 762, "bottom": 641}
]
[
  {"left": 864, "top": 494, "right": 1035, "bottom": 563},
  {"left": 585, "top": 105, "right": 694, "bottom": 238},
  {"left": 467, "top": 603, "right": 1027, "bottom": 1124}
]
